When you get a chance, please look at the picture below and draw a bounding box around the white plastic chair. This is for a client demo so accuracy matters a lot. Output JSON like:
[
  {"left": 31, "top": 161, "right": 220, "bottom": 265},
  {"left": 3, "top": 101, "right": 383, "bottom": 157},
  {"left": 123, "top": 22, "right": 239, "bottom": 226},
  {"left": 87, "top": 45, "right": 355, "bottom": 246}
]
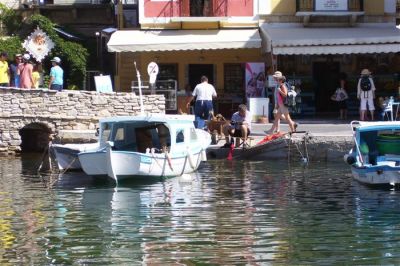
[{"left": 383, "top": 99, "right": 394, "bottom": 121}]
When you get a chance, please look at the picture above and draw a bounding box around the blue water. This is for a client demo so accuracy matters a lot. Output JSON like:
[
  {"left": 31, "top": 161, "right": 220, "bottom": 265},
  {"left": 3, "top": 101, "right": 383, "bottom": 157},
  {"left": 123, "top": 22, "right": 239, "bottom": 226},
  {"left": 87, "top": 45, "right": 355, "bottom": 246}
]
[{"left": 1, "top": 154, "right": 400, "bottom": 264}]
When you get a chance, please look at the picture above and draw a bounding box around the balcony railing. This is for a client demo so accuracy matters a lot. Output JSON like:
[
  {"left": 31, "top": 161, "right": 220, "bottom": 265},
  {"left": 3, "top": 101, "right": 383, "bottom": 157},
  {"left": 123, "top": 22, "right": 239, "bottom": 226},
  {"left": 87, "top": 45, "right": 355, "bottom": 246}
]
[{"left": 296, "top": 0, "right": 364, "bottom": 12}]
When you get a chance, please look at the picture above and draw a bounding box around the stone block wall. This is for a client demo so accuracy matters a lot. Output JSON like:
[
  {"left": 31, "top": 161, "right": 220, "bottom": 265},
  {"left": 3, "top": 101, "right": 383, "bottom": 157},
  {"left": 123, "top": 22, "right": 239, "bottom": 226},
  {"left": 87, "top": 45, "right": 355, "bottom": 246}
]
[{"left": 0, "top": 88, "right": 165, "bottom": 154}]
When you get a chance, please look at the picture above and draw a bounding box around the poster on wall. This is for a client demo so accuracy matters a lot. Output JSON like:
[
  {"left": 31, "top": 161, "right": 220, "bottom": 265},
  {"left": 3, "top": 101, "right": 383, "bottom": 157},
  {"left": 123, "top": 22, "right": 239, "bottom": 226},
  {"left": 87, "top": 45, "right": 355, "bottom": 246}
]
[
  {"left": 315, "top": 0, "right": 348, "bottom": 11},
  {"left": 245, "top": 62, "right": 265, "bottom": 98}
]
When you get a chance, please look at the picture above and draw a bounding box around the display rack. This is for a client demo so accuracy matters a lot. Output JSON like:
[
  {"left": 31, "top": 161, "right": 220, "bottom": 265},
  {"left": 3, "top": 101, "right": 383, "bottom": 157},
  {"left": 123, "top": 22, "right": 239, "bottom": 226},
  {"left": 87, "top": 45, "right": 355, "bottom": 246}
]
[{"left": 131, "top": 80, "right": 177, "bottom": 111}]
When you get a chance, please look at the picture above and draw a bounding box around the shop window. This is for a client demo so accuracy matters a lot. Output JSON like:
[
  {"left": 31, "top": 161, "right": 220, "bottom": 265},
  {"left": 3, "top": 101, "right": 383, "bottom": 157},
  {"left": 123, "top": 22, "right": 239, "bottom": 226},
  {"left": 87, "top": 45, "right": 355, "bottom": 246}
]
[
  {"left": 158, "top": 64, "right": 178, "bottom": 81},
  {"left": 224, "top": 64, "right": 244, "bottom": 93}
]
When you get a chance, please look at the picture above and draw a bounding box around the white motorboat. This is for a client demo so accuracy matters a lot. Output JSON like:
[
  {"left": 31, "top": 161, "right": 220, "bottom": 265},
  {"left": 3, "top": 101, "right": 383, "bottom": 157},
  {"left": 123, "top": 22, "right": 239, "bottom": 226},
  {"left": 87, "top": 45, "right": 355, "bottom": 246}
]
[
  {"left": 344, "top": 121, "right": 400, "bottom": 185},
  {"left": 51, "top": 142, "right": 99, "bottom": 170},
  {"left": 78, "top": 114, "right": 211, "bottom": 182}
]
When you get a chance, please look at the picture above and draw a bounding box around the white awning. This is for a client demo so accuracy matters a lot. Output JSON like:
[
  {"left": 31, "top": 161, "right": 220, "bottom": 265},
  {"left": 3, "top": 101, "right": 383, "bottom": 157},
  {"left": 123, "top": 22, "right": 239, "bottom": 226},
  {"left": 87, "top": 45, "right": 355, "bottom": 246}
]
[
  {"left": 107, "top": 29, "right": 261, "bottom": 52},
  {"left": 260, "top": 24, "right": 400, "bottom": 55}
]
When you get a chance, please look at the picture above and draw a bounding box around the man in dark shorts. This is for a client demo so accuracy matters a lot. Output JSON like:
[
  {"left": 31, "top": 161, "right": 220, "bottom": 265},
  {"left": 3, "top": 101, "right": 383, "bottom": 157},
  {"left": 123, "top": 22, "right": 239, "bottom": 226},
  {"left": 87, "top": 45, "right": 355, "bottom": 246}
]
[{"left": 222, "top": 104, "right": 252, "bottom": 148}]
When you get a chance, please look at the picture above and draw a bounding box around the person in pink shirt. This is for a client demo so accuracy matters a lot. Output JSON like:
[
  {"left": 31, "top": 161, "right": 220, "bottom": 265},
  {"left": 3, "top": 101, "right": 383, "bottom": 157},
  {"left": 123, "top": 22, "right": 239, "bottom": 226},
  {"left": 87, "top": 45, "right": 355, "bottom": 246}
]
[{"left": 18, "top": 54, "right": 34, "bottom": 89}]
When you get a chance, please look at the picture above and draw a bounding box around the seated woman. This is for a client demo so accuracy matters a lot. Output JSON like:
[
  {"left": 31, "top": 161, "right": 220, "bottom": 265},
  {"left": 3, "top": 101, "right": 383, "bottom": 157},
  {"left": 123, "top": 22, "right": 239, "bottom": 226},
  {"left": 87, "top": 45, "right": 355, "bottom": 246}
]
[{"left": 221, "top": 104, "right": 252, "bottom": 148}]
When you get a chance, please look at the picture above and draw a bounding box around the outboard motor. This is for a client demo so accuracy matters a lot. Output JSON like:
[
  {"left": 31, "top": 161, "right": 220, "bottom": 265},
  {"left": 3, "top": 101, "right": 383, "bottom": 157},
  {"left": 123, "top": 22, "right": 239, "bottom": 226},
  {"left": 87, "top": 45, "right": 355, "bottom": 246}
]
[{"left": 344, "top": 153, "right": 356, "bottom": 165}]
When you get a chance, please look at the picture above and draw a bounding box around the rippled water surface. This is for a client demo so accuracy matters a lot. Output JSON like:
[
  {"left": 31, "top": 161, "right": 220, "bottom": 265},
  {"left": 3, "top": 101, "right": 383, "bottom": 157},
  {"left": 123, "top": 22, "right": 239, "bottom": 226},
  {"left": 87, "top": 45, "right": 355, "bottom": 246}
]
[{"left": 1, "top": 154, "right": 400, "bottom": 265}]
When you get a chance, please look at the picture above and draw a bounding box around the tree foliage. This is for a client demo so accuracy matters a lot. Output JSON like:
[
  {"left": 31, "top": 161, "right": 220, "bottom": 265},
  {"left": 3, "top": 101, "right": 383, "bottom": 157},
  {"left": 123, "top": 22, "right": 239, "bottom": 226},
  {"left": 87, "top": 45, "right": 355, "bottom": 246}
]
[{"left": 0, "top": 6, "right": 88, "bottom": 89}]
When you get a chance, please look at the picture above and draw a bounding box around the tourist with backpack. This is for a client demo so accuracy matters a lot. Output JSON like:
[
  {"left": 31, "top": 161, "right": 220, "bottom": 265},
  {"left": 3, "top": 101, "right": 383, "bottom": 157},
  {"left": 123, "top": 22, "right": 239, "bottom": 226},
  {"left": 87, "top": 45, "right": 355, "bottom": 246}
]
[
  {"left": 357, "top": 68, "right": 376, "bottom": 121},
  {"left": 265, "top": 71, "right": 297, "bottom": 134}
]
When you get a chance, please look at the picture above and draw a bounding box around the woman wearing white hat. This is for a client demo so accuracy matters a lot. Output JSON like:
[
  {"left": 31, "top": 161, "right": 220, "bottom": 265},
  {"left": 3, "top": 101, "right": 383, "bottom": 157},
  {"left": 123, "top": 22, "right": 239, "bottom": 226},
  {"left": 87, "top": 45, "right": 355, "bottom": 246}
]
[
  {"left": 18, "top": 53, "right": 34, "bottom": 89},
  {"left": 357, "top": 68, "right": 376, "bottom": 121},
  {"left": 265, "top": 71, "right": 297, "bottom": 134}
]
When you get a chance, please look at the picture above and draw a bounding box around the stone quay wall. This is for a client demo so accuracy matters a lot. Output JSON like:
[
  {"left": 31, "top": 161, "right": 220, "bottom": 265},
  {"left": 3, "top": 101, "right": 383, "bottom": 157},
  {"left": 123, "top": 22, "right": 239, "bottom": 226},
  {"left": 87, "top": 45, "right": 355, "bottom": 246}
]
[{"left": 0, "top": 88, "right": 165, "bottom": 154}]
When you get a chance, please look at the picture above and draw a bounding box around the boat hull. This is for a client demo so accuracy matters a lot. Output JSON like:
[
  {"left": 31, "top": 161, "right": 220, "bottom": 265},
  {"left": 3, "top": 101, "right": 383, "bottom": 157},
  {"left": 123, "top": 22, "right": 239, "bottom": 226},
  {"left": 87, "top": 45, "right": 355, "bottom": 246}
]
[
  {"left": 351, "top": 165, "right": 400, "bottom": 185},
  {"left": 112, "top": 151, "right": 203, "bottom": 180},
  {"left": 51, "top": 143, "right": 99, "bottom": 170},
  {"left": 80, "top": 149, "right": 205, "bottom": 181}
]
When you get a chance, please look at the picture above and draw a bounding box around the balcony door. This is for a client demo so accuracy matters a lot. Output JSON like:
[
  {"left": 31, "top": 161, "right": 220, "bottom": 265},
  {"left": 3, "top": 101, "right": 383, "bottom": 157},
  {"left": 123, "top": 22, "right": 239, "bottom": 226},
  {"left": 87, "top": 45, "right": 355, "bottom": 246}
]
[{"left": 181, "top": 0, "right": 213, "bottom": 16}]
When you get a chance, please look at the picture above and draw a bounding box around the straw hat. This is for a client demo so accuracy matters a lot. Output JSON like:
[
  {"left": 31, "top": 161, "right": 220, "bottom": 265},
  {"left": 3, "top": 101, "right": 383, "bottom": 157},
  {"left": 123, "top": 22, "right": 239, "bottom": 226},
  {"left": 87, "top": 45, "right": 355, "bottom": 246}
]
[
  {"left": 360, "top": 69, "right": 371, "bottom": 76},
  {"left": 272, "top": 71, "right": 283, "bottom": 78}
]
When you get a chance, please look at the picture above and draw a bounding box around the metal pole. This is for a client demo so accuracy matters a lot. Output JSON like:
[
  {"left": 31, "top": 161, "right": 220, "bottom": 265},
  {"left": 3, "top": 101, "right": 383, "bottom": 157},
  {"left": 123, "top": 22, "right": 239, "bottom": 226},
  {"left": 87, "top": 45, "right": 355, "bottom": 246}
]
[{"left": 134, "top": 61, "right": 144, "bottom": 115}]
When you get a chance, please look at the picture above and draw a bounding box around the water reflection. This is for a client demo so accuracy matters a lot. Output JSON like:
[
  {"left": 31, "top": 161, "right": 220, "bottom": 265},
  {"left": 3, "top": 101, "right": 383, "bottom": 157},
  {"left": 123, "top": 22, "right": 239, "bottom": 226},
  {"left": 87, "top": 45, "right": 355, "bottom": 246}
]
[{"left": 1, "top": 157, "right": 400, "bottom": 264}]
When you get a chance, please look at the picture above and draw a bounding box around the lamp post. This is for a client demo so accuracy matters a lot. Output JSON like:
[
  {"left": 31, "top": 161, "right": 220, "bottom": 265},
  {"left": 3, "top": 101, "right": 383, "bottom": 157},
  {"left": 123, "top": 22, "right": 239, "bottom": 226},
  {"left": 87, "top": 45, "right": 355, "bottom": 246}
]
[{"left": 95, "top": 31, "right": 101, "bottom": 73}]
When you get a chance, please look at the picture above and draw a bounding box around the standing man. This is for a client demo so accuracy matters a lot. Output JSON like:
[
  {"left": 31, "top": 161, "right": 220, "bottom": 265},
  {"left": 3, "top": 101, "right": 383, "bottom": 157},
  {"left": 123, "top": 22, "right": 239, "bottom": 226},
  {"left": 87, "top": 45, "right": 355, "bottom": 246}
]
[
  {"left": 0, "top": 52, "right": 10, "bottom": 87},
  {"left": 357, "top": 68, "right": 376, "bottom": 121},
  {"left": 48, "top": 56, "right": 64, "bottom": 91},
  {"left": 9, "top": 54, "right": 21, "bottom": 87},
  {"left": 18, "top": 54, "right": 34, "bottom": 89},
  {"left": 186, "top": 75, "right": 217, "bottom": 129},
  {"left": 222, "top": 104, "right": 252, "bottom": 148}
]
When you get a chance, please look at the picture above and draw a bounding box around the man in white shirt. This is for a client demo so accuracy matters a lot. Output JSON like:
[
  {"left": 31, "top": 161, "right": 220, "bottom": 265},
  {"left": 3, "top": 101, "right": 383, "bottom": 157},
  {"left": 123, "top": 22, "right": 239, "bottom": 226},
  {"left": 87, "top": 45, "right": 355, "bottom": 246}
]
[
  {"left": 222, "top": 104, "right": 252, "bottom": 148},
  {"left": 186, "top": 75, "right": 217, "bottom": 128}
]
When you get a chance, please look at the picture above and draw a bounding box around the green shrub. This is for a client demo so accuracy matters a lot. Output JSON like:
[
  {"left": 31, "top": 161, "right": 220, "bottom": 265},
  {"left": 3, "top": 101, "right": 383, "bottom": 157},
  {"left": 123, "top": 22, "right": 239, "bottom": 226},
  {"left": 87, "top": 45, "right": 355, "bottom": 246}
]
[{"left": 0, "top": 8, "right": 88, "bottom": 90}]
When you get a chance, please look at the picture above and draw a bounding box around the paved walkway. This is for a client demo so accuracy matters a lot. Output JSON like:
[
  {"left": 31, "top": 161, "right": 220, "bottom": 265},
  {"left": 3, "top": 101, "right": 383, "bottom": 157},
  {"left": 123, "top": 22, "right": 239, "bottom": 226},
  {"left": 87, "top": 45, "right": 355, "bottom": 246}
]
[{"left": 250, "top": 118, "right": 353, "bottom": 137}]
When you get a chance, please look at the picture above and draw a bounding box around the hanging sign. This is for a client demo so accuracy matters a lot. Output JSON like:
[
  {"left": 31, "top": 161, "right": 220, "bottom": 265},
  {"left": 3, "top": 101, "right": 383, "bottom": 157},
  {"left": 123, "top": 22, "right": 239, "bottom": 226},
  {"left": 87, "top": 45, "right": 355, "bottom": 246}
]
[
  {"left": 315, "top": 0, "right": 348, "bottom": 11},
  {"left": 22, "top": 27, "right": 55, "bottom": 62},
  {"left": 147, "top": 61, "right": 159, "bottom": 85}
]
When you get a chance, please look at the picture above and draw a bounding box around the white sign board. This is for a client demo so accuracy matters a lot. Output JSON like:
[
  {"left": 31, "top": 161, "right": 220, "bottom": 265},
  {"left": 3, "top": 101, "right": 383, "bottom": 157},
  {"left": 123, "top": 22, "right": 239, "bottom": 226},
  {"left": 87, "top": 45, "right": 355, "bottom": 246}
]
[
  {"left": 94, "top": 75, "right": 113, "bottom": 93},
  {"left": 315, "top": 0, "right": 348, "bottom": 11},
  {"left": 249, "top": 97, "right": 269, "bottom": 122}
]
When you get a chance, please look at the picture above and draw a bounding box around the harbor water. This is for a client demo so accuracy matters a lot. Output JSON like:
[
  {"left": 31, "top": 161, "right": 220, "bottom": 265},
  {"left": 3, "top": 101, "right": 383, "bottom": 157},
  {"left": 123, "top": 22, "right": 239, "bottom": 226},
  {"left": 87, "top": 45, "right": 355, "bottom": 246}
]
[{"left": 1, "top": 154, "right": 400, "bottom": 264}]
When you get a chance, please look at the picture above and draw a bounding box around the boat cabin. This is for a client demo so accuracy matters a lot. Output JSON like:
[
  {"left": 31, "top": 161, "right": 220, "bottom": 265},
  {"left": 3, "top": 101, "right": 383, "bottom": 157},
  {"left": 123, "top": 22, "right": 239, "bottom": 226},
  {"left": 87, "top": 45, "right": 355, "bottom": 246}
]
[
  {"left": 97, "top": 115, "right": 200, "bottom": 154},
  {"left": 355, "top": 122, "right": 400, "bottom": 165}
]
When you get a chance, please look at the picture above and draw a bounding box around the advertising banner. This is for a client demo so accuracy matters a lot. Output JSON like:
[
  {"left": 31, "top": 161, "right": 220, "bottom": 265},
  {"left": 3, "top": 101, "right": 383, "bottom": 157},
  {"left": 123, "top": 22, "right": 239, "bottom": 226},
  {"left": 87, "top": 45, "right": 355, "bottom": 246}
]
[{"left": 245, "top": 62, "right": 265, "bottom": 98}]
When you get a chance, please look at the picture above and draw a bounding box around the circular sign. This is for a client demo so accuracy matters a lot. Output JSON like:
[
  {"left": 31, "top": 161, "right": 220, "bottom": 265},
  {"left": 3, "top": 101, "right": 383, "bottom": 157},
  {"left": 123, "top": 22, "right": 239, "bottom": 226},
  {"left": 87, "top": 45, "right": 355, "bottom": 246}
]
[{"left": 147, "top": 62, "right": 159, "bottom": 76}]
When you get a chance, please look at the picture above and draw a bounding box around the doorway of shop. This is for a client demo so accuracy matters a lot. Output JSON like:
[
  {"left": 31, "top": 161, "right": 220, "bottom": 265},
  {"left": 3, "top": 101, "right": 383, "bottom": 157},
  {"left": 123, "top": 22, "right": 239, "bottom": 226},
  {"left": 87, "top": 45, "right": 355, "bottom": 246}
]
[
  {"left": 188, "top": 64, "right": 214, "bottom": 92},
  {"left": 313, "top": 61, "right": 340, "bottom": 113}
]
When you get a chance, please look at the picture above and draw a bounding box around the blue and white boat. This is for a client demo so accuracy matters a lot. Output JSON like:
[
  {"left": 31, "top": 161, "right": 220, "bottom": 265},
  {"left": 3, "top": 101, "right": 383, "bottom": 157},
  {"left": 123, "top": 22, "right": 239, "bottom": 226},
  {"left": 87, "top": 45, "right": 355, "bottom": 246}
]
[
  {"left": 77, "top": 114, "right": 211, "bottom": 182},
  {"left": 345, "top": 121, "right": 400, "bottom": 185}
]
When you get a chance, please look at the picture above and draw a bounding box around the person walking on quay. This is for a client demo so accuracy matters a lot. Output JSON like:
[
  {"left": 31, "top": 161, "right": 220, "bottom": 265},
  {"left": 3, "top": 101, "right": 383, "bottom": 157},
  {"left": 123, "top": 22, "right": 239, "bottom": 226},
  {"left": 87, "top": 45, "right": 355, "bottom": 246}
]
[
  {"left": 48, "top": 57, "right": 64, "bottom": 91},
  {"left": 9, "top": 54, "right": 21, "bottom": 87},
  {"left": 265, "top": 71, "right": 297, "bottom": 134},
  {"left": 186, "top": 75, "right": 217, "bottom": 129},
  {"left": 357, "top": 68, "right": 376, "bottom": 121},
  {"left": 18, "top": 54, "right": 34, "bottom": 89},
  {"left": 0, "top": 52, "right": 10, "bottom": 87},
  {"left": 221, "top": 104, "right": 252, "bottom": 148}
]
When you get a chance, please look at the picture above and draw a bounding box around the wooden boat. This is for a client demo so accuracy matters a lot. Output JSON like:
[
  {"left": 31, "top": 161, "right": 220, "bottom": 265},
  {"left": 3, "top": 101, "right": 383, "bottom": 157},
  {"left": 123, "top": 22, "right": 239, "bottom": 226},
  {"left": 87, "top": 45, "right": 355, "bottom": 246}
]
[
  {"left": 77, "top": 114, "right": 211, "bottom": 182},
  {"left": 344, "top": 121, "right": 400, "bottom": 185}
]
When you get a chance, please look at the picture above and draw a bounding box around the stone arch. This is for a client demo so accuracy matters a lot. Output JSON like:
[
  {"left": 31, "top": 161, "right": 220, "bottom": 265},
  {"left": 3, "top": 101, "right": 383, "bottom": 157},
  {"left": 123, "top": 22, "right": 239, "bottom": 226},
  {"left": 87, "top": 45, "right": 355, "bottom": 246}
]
[{"left": 19, "top": 122, "right": 52, "bottom": 152}]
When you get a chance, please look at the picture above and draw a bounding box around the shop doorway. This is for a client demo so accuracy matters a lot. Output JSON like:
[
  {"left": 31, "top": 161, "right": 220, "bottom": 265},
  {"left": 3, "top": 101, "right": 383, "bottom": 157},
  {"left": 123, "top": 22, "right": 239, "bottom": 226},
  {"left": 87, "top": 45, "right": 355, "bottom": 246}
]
[
  {"left": 313, "top": 62, "right": 340, "bottom": 113},
  {"left": 188, "top": 64, "right": 214, "bottom": 91}
]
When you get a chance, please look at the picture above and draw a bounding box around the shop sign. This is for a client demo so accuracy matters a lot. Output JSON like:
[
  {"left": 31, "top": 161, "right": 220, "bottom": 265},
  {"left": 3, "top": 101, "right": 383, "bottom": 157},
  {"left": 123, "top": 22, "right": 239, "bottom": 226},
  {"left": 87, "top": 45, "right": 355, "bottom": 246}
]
[{"left": 315, "top": 0, "right": 348, "bottom": 11}]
